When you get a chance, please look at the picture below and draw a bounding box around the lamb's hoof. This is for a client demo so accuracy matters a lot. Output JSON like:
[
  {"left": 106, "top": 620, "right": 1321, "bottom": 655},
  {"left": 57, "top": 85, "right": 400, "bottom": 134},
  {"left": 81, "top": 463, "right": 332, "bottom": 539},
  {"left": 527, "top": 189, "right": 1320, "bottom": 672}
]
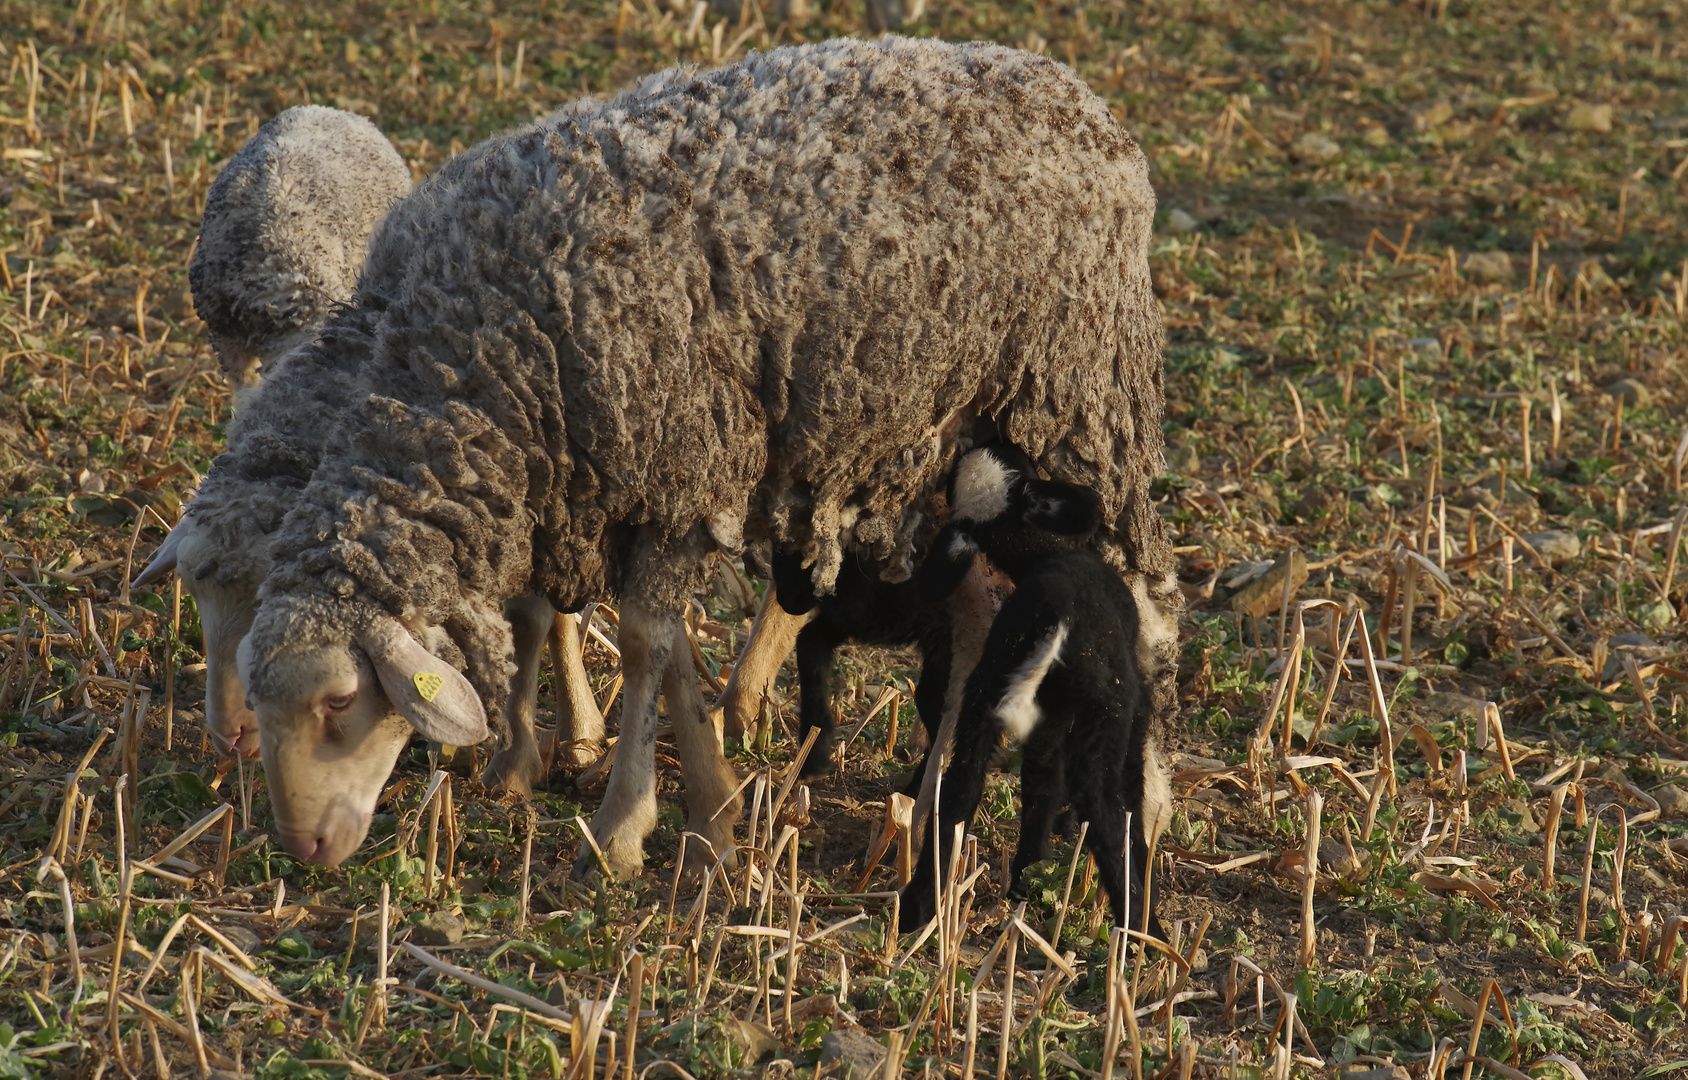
[{"left": 796, "top": 734, "right": 837, "bottom": 778}]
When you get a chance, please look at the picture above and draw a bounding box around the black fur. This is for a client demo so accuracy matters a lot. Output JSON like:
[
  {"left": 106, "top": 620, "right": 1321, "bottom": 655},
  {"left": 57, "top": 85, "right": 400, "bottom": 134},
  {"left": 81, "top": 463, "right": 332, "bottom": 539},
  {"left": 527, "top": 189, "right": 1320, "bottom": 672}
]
[
  {"left": 771, "top": 551, "right": 951, "bottom": 780},
  {"left": 901, "top": 445, "right": 1166, "bottom": 940}
]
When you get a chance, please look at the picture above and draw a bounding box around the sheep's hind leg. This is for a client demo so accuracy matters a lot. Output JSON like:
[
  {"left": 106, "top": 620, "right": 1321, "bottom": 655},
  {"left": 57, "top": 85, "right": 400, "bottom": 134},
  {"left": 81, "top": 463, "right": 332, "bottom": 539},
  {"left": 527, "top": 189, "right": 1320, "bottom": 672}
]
[
  {"left": 576, "top": 600, "right": 671, "bottom": 881},
  {"left": 663, "top": 623, "right": 743, "bottom": 875},
  {"left": 483, "top": 593, "right": 553, "bottom": 797}
]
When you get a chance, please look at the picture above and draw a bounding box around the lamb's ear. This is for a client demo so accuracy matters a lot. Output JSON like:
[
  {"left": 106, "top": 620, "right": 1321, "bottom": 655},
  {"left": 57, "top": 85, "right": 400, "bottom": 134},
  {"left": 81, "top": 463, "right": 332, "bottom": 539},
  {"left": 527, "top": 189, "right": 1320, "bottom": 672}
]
[
  {"left": 132, "top": 520, "right": 187, "bottom": 588},
  {"left": 360, "top": 619, "right": 488, "bottom": 745},
  {"left": 920, "top": 526, "right": 980, "bottom": 605},
  {"left": 770, "top": 551, "right": 819, "bottom": 616},
  {"left": 1022, "top": 479, "right": 1100, "bottom": 538}
]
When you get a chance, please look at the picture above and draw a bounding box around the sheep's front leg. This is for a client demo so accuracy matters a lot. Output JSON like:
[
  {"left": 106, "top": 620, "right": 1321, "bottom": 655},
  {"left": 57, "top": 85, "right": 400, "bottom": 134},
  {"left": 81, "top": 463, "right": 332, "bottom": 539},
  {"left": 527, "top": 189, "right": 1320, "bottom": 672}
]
[
  {"left": 576, "top": 600, "right": 671, "bottom": 880},
  {"left": 714, "top": 587, "right": 807, "bottom": 738},
  {"left": 662, "top": 624, "right": 743, "bottom": 874},
  {"left": 483, "top": 593, "right": 553, "bottom": 797}
]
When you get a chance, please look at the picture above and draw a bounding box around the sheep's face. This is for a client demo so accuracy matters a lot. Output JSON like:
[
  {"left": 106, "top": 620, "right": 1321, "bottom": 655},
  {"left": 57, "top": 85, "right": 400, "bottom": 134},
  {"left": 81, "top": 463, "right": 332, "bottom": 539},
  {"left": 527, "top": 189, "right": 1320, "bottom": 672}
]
[
  {"left": 245, "top": 616, "right": 489, "bottom": 866},
  {"left": 247, "top": 638, "right": 412, "bottom": 865}
]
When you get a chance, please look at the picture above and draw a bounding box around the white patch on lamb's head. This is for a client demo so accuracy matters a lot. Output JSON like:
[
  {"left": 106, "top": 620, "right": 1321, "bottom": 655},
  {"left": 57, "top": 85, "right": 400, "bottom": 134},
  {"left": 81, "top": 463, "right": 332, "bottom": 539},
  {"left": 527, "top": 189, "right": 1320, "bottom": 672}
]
[
  {"left": 951, "top": 449, "right": 1013, "bottom": 524},
  {"left": 993, "top": 621, "right": 1069, "bottom": 742}
]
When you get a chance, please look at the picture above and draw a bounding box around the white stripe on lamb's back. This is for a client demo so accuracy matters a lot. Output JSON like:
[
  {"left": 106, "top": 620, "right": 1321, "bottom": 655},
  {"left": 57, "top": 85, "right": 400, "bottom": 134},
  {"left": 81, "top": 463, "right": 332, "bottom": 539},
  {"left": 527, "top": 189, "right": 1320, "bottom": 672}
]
[{"left": 993, "top": 621, "right": 1068, "bottom": 742}]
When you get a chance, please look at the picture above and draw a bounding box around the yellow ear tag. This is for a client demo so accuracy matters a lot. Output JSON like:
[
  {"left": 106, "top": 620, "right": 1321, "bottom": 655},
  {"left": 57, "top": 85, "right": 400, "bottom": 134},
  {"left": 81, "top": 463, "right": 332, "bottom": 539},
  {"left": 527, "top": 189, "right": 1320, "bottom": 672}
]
[{"left": 413, "top": 671, "right": 444, "bottom": 703}]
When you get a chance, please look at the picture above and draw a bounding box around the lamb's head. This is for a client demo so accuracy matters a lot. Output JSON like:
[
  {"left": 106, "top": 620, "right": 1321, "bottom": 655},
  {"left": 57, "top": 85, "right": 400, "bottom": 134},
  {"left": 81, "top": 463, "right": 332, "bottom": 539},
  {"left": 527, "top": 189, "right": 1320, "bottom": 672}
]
[
  {"left": 189, "top": 105, "right": 410, "bottom": 395},
  {"left": 240, "top": 598, "right": 487, "bottom": 865},
  {"left": 922, "top": 444, "right": 1102, "bottom": 601}
]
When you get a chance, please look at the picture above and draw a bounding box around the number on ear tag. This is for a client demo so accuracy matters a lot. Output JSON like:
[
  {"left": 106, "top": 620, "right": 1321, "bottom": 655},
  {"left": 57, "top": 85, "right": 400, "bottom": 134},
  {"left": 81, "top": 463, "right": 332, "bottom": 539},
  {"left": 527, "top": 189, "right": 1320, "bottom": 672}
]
[{"left": 414, "top": 671, "right": 444, "bottom": 703}]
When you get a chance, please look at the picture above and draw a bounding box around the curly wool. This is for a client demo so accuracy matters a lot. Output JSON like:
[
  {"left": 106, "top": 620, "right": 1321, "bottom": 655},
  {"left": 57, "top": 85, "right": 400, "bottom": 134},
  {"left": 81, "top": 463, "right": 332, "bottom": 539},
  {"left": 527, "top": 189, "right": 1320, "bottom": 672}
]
[
  {"left": 189, "top": 105, "right": 411, "bottom": 389},
  {"left": 244, "top": 35, "right": 1172, "bottom": 728}
]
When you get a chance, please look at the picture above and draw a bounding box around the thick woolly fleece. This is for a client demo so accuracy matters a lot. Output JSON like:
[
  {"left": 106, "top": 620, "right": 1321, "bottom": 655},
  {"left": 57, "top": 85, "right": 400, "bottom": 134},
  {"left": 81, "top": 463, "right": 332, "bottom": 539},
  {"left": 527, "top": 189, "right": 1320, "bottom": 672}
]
[
  {"left": 238, "top": 36, "right": 1173, "bottom": 733},
  {"left": 189, "top": 105, "right": 412, "bottom": 389}
]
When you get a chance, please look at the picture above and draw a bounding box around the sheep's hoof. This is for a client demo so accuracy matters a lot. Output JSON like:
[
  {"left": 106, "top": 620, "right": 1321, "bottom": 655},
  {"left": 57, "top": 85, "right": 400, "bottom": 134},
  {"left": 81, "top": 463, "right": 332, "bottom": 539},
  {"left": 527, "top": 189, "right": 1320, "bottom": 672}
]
[
  {"left": 482, "top": 746, "right": 543, "bottom": 798},
  {"left": 796, "top": 734, "right": 837, "bottom": 778},
  {"left": 573, "top": 834, "right": 644, "bottom": 883}
]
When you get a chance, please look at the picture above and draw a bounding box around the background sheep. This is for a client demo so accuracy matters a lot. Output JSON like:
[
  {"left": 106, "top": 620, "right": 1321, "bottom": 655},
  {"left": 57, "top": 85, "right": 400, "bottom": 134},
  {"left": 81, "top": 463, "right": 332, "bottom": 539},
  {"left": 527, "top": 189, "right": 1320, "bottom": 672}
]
[
  {"left": 231, "top": 35, "right": 1173, "bottom": 878},
  {"left": 187, "top": 105, "right": 413, "bottom": 395},
  {"left": 139, "top": 105, "right": 413, "bottom": 755},
  {"left": 899, "top": 445, "right": 1171, "bottom": 939}
]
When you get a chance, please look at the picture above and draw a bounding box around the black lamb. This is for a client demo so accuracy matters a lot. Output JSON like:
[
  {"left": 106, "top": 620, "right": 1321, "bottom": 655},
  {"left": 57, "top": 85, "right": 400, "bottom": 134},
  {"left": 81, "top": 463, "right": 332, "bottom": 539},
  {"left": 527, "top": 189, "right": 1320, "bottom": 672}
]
[{"left": 900, "top": 445, "right": 1172, "bottom": 940}]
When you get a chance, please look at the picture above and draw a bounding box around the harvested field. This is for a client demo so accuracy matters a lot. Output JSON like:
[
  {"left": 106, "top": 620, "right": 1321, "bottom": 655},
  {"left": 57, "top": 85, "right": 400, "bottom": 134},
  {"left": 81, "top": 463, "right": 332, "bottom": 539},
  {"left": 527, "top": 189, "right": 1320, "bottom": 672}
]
[{"left": 2, "top": 0, "right": 1688, "bottom": 1077}]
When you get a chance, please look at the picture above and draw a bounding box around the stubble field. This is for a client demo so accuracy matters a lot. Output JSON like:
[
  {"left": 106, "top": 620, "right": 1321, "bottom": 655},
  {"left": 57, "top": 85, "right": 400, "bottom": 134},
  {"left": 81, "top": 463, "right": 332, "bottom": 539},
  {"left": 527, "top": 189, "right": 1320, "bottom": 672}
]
[{"left": 2, "top": 1, "right": 1688, "bottom": 1077}]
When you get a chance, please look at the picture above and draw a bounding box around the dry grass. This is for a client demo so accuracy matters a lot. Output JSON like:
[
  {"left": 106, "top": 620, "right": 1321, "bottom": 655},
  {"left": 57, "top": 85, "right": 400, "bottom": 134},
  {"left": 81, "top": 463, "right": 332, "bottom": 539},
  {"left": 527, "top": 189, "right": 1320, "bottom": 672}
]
[{"left": 2, "top": 0, "right": 1688, "bottom": 1077}]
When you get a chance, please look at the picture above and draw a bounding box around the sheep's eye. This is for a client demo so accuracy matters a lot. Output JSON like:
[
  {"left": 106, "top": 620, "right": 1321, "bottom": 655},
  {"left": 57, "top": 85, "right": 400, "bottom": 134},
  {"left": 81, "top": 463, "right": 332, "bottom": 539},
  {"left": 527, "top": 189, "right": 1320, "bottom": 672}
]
[{"left": 324, "top": 693, "right": 356, "bottom": 713}]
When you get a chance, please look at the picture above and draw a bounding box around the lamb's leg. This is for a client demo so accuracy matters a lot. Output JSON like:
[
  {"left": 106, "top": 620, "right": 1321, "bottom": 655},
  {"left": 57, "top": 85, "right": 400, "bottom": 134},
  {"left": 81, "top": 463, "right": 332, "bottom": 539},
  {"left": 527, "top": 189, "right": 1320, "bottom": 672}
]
[
  {"left": 576, "top": 600, "right": 672, "bottom": 881},
  {"left": 483, "top": 593, "right": 552, "bottom": 797},
  {"left": 1008, "top": 730, "right": 1066, "bottom": 894},
  {"left": 714, "top": 586, "right": 807, "bottom": 738},
  {"left": 900, "top": 629, "right": 952, "bottom": 796},
  {"left": 794, "top": 620, "right": 848, "bottom": 777},
  {"left": 899, "top": 686, "right": 1001, "bottom": 932},
  {"left": 1125, "top": 732, "right": 1172, "bottom": 942},
  {"left": 662, "top": 624, "right": 743, "bottom": 874},
  {"left": 552, "top": 612, "right": 606, "bottom": 768}
]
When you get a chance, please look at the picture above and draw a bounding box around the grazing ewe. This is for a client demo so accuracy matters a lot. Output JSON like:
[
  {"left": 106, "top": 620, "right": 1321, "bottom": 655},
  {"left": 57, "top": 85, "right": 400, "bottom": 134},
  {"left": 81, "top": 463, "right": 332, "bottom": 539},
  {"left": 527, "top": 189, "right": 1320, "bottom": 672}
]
[
  {"left": 140, "top": 108, "right": 604, "bottom": 786},
  {"left": 899, "top": 445, "right": 1172, "bottom": 941},
  {"left": 228, "top": 35, "right": 1172, "bottom": 875}
]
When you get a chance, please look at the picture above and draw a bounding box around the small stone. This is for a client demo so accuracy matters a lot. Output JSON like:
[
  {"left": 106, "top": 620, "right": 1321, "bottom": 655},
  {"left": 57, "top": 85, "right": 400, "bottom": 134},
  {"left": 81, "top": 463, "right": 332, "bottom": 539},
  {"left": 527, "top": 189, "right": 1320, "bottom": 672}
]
[
  {"left": 1230, "top": 549, "right": 1309, "bottom": 619},
  {"left": 1608, "top": 959, "right": 1647, "bottom": 982},
  {"left": 1410, "top": 100, "right": 1454, "bottom": 131},
  {"left": 1339, "top": 1067, "right": 1411, "bottom": 1080},
  {"left": 1602, "top": 633, "right": 1667, "bottom": 681},
  {"left": 821, "top": 1029, "right": 887, "bottom": 1079},
  {"left": 1417, "top": 692, "right": 1488, "bottom": 722},
  {"left": 1164, "top": 443, "right": 1201, "bottom": 475},
  {"left": 411, "top": 912, "right": 464, "bottom": 947},
  {"left": 1564, "top": 101, "right": 1614, "bottom": 133},
  {"left": 1362, "top": 125, "right": 1391, "bottom": 147},
  {"left": 219, "top": 925, "right": 264, "bottom": 955},
  {"left": 1463, "top": 251, "right": 1514, "bottom": 284},
  {"left": 729, "top": 1018, "right": 781, "bottom": 1064},
  {"left": 1504, "top": 798, "right": 1541, "bottom": 834},
  {"left": 1407, "top": 336, "right": 1442, "bottom": 365},
  {"left": 1187, "top": 948, "right": 1209, "bottom": 973},
  {"left": 335, "top": 915, "right": 385, "bottom": 952},
  {"left": 1587, "top": 886, "right": 1611, "bottom": 908},
  {"left": 1167, "top": 208, "right": 1199, "bottom": 233},
  {"left": 1173, "top": 752, "right": 1228, "bottom": 773},
  {"left": 1605, "top": 378, "right": 1651, "bottom": 407},
  {"left": 1639, "top": 601, "right": 1674, "bottom": 631},
  {"left": 1520, "top": 530, "right": 1581, "bottom": 567},
  {"left": 1653, "top": 784, "right": 1688, "bottom": 817},
  {"left": 1596, "top": 760, "right": 1631, "bottom": 786},
  {"left": 1292, "top": 132, "right": 1341, "bottom": 163},
  {"left": 1318, "top": 839, "right": 1371, "bottom": 879}
]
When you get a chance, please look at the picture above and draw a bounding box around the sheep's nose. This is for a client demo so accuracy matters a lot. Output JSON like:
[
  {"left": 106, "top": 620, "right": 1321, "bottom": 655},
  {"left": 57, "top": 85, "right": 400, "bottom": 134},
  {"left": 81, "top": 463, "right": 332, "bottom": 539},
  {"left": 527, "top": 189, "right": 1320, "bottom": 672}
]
[{"left": 280, "top": 833, "right": 323, "bottom": 862}]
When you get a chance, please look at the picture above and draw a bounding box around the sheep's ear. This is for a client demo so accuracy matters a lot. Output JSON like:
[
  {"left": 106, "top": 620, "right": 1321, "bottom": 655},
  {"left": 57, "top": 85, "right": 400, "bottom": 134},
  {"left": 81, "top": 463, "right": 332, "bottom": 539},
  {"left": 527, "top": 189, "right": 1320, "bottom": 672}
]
[
  {"left": 132, "top": 520, "right": 187, "bottom": 588},
  {"left": 770, "top": 551, "right": 819, "bottom": 616},
  {"left": 920, "top": 527, "right": 980, "bottom": 604},
  {"left": 1022, "top": 480, "right": 1100, "bottom": 538},
  {"left": 361, "top": 619, "right": 488, "bottom": 745}
]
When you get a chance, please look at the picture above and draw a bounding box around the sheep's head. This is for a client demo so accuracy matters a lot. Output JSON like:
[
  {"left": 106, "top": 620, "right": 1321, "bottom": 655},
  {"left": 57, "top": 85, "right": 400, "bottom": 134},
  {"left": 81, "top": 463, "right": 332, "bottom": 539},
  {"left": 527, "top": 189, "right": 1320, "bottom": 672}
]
[
  {"left": 135, "top": 515, "right": 266, "bottom": 759},
  {"left": 242, "top": 606, "right": 486, "bottom": 865}
]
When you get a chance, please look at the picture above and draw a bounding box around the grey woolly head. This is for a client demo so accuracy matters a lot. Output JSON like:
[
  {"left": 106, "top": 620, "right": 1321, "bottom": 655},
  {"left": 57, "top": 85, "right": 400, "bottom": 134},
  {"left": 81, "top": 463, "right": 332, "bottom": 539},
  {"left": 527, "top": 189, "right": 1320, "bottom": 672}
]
[{"left": 189, "top": 105, "right": 412, "bottom": 390}]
